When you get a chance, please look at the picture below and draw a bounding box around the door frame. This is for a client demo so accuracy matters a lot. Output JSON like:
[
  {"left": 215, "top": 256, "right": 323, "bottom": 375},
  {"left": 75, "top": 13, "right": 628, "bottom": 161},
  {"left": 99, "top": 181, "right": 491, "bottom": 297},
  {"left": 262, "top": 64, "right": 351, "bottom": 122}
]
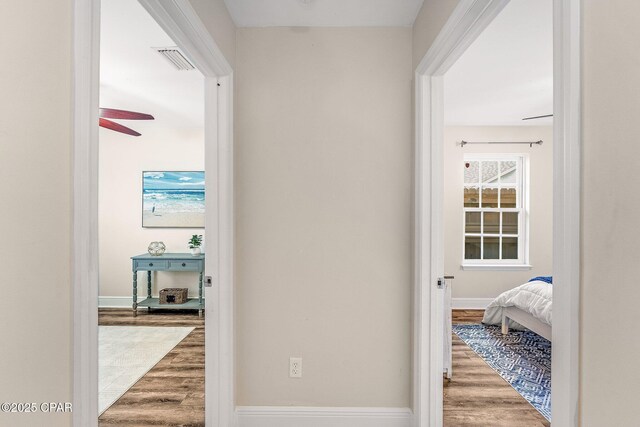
[
  {"left": 71, "top": 1, "right": 235, "bottom": 426},
  {"left": 412, "top": 0, "right": 581, "bottom": 426}
]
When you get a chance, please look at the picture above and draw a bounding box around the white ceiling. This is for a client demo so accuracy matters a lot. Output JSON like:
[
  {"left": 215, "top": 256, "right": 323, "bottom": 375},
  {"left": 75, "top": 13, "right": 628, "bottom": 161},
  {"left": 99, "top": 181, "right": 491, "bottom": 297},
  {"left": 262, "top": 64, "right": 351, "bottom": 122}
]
[
  {"left": 101, "top": 0, "right": 551, "bottom": 130},
  {"left": 444, "top": 0, "right": 553, "bottom": 126},
  {"left": 223, "top": 0, "right": 424, "bottom": 27},
  {"left": 100, "top": 0, "right": 204, "bottom": 133}
]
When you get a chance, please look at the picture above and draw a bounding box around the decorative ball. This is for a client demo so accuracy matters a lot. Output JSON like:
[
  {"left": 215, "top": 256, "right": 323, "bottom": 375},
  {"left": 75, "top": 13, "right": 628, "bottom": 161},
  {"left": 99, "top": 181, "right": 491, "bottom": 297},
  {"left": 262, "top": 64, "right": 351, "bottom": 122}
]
[{"left": 148, "top": 241, "right": 166, "bottom": 256}]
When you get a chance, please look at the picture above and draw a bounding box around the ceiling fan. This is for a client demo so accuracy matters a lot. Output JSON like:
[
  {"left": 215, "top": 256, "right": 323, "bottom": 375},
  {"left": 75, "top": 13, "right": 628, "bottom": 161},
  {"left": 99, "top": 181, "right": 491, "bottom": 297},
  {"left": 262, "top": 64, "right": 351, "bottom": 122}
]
[
  {"left": 522, "top": 114, "right": 553, "bottom": 121},
  {"left": 99, "top": 108, "right": 154, "bottom": 136}
]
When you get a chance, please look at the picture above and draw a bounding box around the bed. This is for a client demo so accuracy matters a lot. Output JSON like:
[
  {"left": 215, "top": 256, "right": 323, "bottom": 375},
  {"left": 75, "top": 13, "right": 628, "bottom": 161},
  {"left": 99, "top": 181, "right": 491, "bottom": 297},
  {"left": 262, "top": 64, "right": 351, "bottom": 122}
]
[{"left": 482, "top": 277, "right": 552, "bottom": 341}]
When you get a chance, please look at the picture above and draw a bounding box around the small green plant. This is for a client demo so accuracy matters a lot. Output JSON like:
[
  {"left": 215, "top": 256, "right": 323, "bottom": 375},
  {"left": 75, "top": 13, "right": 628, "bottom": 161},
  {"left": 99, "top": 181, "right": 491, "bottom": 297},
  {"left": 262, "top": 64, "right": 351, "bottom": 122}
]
[{"left": 188, "top": 234, "right": 202, "bottom": 249}]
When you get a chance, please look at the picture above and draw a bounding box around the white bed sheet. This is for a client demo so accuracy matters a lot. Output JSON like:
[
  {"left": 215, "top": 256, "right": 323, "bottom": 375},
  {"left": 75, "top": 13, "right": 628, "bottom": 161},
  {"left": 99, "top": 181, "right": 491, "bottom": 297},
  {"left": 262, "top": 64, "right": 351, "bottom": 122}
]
[{"left": 482, "top": 280, "right": 552, "bottom": 329}]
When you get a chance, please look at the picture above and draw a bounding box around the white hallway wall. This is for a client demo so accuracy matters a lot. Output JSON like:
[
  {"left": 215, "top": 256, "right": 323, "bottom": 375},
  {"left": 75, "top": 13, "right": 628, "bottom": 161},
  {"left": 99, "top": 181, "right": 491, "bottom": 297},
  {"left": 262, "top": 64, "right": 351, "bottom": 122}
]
[
  {"left": 443, "top": 126, "right": 553, "bottom": 299},
  {"left": 582, "top": 0, "right": 640, "bottom": 424},
  {"left": 0, "top": 2, "right": 72, "bottom": 426},
  {"left": 235, "top": 27, "right": 413, "bottom": 406},
  {"left": 98, "top": 126, "right": 205, "bottom": 299}
]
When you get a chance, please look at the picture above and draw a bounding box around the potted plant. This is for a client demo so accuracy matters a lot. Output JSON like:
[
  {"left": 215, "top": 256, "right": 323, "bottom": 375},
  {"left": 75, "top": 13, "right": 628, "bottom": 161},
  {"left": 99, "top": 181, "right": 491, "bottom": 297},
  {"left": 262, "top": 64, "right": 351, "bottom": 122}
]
[{"left": 188, "top": 234, "right": 202, "bottom": 256}]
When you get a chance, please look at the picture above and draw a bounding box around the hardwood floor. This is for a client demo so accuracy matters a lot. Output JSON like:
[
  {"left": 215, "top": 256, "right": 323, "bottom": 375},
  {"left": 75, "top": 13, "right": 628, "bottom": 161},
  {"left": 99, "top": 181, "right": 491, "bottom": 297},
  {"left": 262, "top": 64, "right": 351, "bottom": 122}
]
[
  {"left": 445, "top": 310, "right": 550, "bottom": 427},
  {"left": 97, "top": 308, "right": 549, "bottom": 426},
  {"left": 450, "top": 309, "right": 485, "bottom": 324},
  {"left": 99, "top": 309, "right": 205, "bottom": 427}
]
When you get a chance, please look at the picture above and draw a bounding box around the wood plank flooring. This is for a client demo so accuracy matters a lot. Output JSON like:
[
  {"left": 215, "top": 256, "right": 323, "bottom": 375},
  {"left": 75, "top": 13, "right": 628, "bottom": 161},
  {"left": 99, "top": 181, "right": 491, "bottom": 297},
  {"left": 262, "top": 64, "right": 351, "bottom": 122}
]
[
  {"left": 98, "top": 308, "right": 549, "bottom": 426},
  {"left": 99, "top": 309, "right": 205, "bottom": 427},
  {"left": 446, "top": 310, "right": 550, "bottom": 427}
]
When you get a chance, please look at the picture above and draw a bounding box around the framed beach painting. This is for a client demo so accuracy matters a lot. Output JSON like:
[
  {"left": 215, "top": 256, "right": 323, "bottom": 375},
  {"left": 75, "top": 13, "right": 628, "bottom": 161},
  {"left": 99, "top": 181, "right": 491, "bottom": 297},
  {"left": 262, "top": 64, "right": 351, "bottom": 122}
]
[{"left": 142, "top": 171, "right": 205, "bottom": 228}]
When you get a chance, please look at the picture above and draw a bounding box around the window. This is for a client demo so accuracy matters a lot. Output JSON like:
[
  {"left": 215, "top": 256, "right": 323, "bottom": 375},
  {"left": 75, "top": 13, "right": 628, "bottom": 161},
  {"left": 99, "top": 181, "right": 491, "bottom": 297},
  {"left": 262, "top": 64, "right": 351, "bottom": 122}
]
[{"left": 462, "top": 155, "right": 529, "bottom": 268}]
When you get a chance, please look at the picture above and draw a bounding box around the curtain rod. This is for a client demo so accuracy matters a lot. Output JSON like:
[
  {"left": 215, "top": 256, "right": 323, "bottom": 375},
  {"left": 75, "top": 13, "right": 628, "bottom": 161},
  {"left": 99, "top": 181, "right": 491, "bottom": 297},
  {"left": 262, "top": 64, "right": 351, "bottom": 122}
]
[{"left": 461, "top": 140, "right": 543, "bottom": 148}]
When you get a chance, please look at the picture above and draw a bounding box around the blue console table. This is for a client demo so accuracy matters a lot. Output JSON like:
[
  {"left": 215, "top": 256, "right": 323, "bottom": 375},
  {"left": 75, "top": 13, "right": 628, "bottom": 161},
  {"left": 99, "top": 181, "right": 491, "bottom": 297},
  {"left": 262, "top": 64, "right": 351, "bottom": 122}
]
[{"left": 131, "top": 253, "right": 205, "bottom": 317}]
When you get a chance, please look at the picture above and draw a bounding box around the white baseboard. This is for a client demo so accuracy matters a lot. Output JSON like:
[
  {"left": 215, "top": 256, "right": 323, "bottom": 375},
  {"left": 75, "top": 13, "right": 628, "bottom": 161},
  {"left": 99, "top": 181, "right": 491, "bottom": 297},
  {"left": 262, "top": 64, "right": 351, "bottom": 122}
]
[
  {"left": 236, "top": 406, "right": 413, "bottom": 427},
  {"left": 451, "top": 298, "right": 493, "bottom": 310},
  {"left": 99, "top": 296, "right": 144, "bottom": 308}
]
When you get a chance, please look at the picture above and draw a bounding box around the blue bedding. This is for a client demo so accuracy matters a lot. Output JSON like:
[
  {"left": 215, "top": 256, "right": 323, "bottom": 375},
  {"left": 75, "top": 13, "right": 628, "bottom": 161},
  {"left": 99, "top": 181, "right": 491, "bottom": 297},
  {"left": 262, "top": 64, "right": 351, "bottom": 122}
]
[{"left": 528, "top": 276, "right": 552, "bottom": 284}]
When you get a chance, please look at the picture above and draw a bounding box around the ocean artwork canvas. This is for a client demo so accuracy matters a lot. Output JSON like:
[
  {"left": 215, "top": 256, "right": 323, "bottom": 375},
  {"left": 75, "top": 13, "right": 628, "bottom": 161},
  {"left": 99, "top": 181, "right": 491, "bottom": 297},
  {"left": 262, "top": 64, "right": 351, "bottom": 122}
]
[{"left": 142, "top": 171, "right": 205, "bottom": 228}]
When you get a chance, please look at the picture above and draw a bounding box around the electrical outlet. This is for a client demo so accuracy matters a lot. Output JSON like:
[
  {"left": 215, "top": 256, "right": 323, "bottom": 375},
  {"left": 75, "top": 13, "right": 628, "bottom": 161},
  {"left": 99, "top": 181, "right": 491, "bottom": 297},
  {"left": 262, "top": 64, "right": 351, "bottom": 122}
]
[{"left": 289, "top": 357, "right": 302, "bottom": 378}]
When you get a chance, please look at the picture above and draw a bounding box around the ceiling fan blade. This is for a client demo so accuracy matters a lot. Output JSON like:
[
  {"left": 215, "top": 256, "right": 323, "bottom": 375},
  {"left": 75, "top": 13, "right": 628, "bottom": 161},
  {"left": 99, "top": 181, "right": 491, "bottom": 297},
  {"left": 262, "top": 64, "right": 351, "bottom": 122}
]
[
  {"left": 99, "top": 118, "right": 141, "bottom": 136},
  {"left": 522, "top": 114, "right": 553, "bottom": 121},
  {"left": 99, "top": 108, "right": 154, "bottom": 120}
]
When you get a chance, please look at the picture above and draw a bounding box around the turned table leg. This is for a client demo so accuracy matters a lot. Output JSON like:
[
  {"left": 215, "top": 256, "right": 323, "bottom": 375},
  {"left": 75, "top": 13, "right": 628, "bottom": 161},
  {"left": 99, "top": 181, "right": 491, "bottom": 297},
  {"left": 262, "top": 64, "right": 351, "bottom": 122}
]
[
  {"left": 198, "top": 271, "right": 203, "bottom": 317},
  {"left": 133, "top": 271, "right": 138, "bottom": 317},
  {"left": 147, "top": 271, "right": 152, "bottom": 312}
]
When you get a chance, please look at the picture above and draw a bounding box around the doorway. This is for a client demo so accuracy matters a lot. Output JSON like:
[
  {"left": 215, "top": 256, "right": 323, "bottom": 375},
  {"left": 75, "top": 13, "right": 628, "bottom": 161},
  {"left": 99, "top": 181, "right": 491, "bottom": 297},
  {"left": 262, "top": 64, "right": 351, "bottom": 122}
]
[
  {"left": 441, "top": 1, "right": 553, "bottom": 424},
  {"left": 412, "top": 0, "right": 580, "bottom": 426},
  {"left": 72, "top": 1, "right": 235, "bottom": 426},
  {"left": 97, "top": 0, "right": 206, "bottom": 423}
]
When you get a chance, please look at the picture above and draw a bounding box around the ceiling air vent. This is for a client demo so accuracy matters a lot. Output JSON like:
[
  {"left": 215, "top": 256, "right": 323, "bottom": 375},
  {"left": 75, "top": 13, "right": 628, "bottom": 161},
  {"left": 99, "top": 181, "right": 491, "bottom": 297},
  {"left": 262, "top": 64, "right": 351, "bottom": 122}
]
[{"left": 154, "top": 47, "right": 195, "bottom": 71}]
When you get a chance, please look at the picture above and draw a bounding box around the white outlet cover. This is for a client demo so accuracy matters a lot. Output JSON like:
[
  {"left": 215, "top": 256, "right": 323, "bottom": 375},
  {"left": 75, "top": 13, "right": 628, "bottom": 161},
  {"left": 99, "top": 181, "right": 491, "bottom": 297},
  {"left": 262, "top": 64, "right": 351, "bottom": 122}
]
[{"left": 289, "top": 357, "right": 302, "bottom": 378}]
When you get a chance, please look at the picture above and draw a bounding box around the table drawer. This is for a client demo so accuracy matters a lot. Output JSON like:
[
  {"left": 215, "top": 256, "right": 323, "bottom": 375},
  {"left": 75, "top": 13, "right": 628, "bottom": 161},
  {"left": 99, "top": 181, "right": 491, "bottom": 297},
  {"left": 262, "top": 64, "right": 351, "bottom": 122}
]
[
  {"left": 135, "top": 260, "right": 169, "bottom": 271},
  {"left": 168, "top": 260, "right": 202, "bottom": 271}
]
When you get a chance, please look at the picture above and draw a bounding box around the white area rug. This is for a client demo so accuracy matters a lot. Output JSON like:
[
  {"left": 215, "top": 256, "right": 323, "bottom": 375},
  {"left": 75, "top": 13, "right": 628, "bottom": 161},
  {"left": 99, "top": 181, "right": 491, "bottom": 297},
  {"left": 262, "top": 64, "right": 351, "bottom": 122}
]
[{"left": 99, "top": 326, "right": 195, "bottom": 414}]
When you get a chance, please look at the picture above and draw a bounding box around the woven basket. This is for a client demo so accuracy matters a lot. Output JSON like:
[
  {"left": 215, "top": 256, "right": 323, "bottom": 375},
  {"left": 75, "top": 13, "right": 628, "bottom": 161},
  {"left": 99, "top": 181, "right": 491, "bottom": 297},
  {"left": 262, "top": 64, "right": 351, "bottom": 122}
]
[{"left": 159, "top": 288, "right": 188, "bottom": 304}]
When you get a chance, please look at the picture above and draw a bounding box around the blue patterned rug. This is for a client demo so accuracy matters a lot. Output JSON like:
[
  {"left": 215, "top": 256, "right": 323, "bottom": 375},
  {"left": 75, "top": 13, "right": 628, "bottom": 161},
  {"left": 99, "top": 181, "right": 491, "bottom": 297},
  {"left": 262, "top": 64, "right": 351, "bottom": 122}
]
[{"left": 453, "top": 324, "right": 551, "bottom": 421}]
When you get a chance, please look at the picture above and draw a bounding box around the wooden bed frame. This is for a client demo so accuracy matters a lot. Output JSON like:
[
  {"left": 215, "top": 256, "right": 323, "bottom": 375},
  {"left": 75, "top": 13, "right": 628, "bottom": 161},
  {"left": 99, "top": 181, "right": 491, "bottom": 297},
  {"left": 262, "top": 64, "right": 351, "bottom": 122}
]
[{"left": 501, "top": 306, "right": 552, "bottom": 341}]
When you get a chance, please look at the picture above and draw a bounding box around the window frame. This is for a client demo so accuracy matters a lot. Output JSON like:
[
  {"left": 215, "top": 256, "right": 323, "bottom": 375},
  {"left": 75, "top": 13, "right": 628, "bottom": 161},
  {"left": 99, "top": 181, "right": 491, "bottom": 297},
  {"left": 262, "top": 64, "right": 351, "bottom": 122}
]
[{"left": 461, "top": 153, "right": 530, "bottom": 270}]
